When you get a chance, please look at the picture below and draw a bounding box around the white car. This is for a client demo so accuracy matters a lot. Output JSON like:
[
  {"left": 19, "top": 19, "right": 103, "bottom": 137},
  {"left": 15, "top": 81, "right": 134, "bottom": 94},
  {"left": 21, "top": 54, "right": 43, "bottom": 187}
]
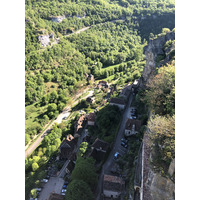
[
  {"left": 61, "top": 193, "right": 66, "bottom": 196},
  {"left": 35, "top": 188, "right": 42, "bottom": 191},
  {"left": 41, "top": 179, "right": 48, "bottom": 183},
  {"left": 62, "top": 189, "right": 67, "bottom": 193}
]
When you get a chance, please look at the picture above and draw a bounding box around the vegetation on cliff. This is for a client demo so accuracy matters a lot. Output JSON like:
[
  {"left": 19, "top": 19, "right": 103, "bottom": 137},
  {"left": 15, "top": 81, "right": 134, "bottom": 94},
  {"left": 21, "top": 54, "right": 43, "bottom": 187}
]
[{"left": 141, "top": 36, "right": 175, "bottom": 177}]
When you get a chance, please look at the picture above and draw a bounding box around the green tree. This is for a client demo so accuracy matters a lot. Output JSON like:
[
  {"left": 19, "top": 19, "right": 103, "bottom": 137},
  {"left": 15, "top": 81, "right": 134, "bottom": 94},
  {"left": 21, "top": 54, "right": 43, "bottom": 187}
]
[
  {"left": 79, "top": 142, "right": 88, "bottom": 156},
  {"left": 148, "top": 115, "right": 175, "bottom": 172},
  {"left": 162, "top": 28, "right": 171, "bottom": 34},
  {"left": 71, "top": 157, "right": 98, "bottom": 190},
  {"left": 144, "top": 64, "right": 175, "bottom": 115},
  {"left": 32, "top": 162, "right": 39, "bottom": 171},
  {"left": 30, "top": 189, "right": 37, "bottom": 198},
  {"left": 65, "top": 180, "right": 94, "bottom": 200},
  {"left": 25, "top": 134, "right": 30, "bottom": 145}
]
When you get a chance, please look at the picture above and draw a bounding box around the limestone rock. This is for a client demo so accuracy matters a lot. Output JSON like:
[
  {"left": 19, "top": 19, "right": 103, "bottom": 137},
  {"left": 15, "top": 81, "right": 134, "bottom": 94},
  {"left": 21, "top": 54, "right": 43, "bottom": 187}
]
[
  {"left": 51, "top": 15, "right": 65, "bottom": 23},
  {"left": 141, "top": 31, "right": 175, "bottom": 87},
  {"left": 38, "top": 35, "right": 50, "bottom": 47},
  {"left": 168, "top": 158, "right": 175, "bottom": 177},
  {"left": 149, "top": 172, "right": 175, "bottom": 200}
]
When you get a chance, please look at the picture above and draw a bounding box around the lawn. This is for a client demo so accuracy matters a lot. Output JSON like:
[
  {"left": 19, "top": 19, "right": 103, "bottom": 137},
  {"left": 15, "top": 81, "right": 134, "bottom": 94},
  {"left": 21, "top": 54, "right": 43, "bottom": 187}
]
[{"left": 25, "top": 103, "right": 48, "bottom": 134}]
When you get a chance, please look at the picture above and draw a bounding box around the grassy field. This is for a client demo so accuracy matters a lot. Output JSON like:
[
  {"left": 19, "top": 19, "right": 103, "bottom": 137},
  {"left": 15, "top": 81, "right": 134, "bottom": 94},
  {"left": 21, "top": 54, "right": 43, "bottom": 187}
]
[
  {"left": 25, "top": 103, "right": 48, "bottom": 132},
  {"left": 44, "top": 82, "right": 59, "bottom": 94}
]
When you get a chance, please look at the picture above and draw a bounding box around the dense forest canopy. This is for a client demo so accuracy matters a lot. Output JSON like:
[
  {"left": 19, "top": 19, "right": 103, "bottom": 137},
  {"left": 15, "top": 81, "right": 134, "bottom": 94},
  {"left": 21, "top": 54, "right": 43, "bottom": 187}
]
[{"left": 25, "top": 0, "right": 175, "bottom": 147}]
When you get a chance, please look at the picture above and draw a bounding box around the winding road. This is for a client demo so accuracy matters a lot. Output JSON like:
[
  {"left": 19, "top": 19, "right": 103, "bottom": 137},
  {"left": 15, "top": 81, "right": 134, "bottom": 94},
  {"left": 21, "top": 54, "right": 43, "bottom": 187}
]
[{"left": 25, "top": 89, "right": 94, "bottom": 158}]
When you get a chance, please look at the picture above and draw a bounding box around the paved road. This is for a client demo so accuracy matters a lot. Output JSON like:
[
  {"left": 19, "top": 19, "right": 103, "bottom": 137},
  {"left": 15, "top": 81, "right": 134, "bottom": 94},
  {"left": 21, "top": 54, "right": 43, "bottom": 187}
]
[
  {"left": 38, "top": 177, "right": 64, "bottom": 200},
  {"left": 25, "top": 89, "right": 94, "bottom": 158},
  {"left": 95, "top": 94, "right": 133, "bottom": 200}
]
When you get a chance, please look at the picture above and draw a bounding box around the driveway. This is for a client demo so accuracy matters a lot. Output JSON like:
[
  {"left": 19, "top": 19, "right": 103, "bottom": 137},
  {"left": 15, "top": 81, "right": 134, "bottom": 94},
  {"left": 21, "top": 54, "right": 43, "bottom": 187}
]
[
  {"left": 38, "top": 177, "right": 64, "bottom": 200},
  {"left": 95, "top": 94, "right": 133, "bottom": 200}
]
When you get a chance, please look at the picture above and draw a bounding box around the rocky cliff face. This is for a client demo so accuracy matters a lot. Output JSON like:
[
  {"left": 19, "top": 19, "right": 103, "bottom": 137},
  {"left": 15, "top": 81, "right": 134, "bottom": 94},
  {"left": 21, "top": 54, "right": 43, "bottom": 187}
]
[
  {"left": 141, "top": 31, "right": 175, "bottom": 87},
  {"left": 133, "top": 32, "right": 175, "bottom": 200},
  {"left": 142, "top": 133, "right": 175, "bottom": 200}
]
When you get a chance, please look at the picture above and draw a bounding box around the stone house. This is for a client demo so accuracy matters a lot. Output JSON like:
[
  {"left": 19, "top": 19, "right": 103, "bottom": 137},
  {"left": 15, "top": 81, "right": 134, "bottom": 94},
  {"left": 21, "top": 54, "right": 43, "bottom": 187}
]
[
  {"left": 89, "top": 138, "right": 109, "bottom": 162},
  {"left": 103, "top": 174, "right": 125, "bottom": 198},
  {"left": 87, "top": 113, "right": 96, "bottom": 126},
  {"left": 74, "top": 114, "right": 87, "bottom": 135},
  {"left": 119, "top": 84, "right": 132, "bottom": 100},
  {"left": 59, "top": 134, "right": 77, "bottom": 160},
  {"left": 86, "top": 97, "right": 95, "bottom": 104},
  {"left": 65, "top": 160, "right": 75, "bottom": 175},
  {"left": 48, "top": 193, "right": 65, "bottom": 200},
  {"left": 125, "top": 119, "right": 142, "bottom": 137},
  {"left": 97, "top": 80, "right": 108, "bottom": 89},
  {"left": 109, "top": 98, "right": 126, "bottom": 110}
]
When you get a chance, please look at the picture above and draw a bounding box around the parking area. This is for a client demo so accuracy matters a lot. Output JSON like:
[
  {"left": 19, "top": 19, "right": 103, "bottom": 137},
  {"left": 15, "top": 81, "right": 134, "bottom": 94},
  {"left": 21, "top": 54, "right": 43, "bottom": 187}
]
[
  {"left": 38, "top": 177, "right": 64, "bottom": 200},
  {"left": 127, "top": 106, "right": 137, "bottom": 119}
]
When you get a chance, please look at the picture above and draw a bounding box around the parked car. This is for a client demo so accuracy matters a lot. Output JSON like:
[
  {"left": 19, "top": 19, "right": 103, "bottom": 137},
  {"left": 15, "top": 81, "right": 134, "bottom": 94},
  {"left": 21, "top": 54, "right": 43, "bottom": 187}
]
[
  {"left": 121, "top": 138, "right": 128, "bottom": 144},
  {"left": 62, "top": 189, "right": 67, "bottom": 193},
  {"left": 63, "top": 185, "right": 68, "bottom": 189},
  {"left": 114, "top": 152, "right": 120, "bottom": 160},
  {"left": 61, "top": 193, "right": 66, "bottom": 196},
  {"left": 46, "top": 175, "right": 50, "bottom": 179},
  {"left": 64, "top": 181, "right": 69, "bottom": 185},
  {"left": 121, "top": 142, "right": 127, "bottom": 148},
  {"left": 35, "top": 188, "right": 42, "bottom": 192},
  {"left": 41, "top": 179, "right": 48, "bottom": 183}
]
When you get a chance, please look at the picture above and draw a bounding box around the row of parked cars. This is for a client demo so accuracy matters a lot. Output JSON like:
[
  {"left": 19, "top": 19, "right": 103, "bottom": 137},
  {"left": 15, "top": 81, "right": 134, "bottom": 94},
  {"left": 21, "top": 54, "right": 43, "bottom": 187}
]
[
  {"left": 130, "top": 108, "right": 137, "bottom": 119},
  {"left": 114, "top": 138, "right": 129, "bottom": 160},
  {"left": 121, "top": 138, "right": 128, "bottom": 148},
  {"left": 30, "top": 175, "right": 50, "bottom": 200},
  {"left": 61, "top": 181, "right": 69, "bottom": 196}
]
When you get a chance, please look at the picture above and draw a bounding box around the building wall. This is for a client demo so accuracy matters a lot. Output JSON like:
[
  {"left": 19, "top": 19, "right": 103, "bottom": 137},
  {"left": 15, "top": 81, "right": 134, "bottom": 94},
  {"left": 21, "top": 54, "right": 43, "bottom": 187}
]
[
  {"left": 110, "top": 103, "right": 125, "bottom": 110},
  {"left": 103, "top": 190, "right": 120, "bottom": 198},
  {"left": 88, "top": 121, "right": 95, "bottom": 126},
  {"left": 125, "top": 129, "right": 135, "bottom": 137}
]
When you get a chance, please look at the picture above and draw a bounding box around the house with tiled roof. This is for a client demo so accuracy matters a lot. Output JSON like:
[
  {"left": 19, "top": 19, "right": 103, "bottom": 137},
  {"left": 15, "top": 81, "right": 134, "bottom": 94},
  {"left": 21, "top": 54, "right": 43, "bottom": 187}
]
[
  {"left": 110, "top": 98, "right": 126, "bottom": 110},
  {"left": 89, "top": 138, "right": 109, "bottom": 162},
  {"left": 125, "top": 119, "right": 142, "bottom": 137},
  {"left": 74, "top": 114, "right": 87, "bottom": 135},
  {"left": 48, "top": 193, "right": 65, "bottom": 200},
  {"left": 87, "top": 112, "right": 96, "bottom": 126},
  {"left": 86, "top": 96, "right": 95, "bottom": 104},
  {"left": 119, "top": 84, "right": 132, "bottom": 100},
  {"left": 59, "top": 134, "right": 77, "bottom": 160},
  {"left": 103, "top": 174, "right": 125, "bottom": 198},
  {"left": 97, "top": 80, "right": 108, "bottom": 89},
  {"left": 65, "top": 160, "right": 75, "bottom": 175}
]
